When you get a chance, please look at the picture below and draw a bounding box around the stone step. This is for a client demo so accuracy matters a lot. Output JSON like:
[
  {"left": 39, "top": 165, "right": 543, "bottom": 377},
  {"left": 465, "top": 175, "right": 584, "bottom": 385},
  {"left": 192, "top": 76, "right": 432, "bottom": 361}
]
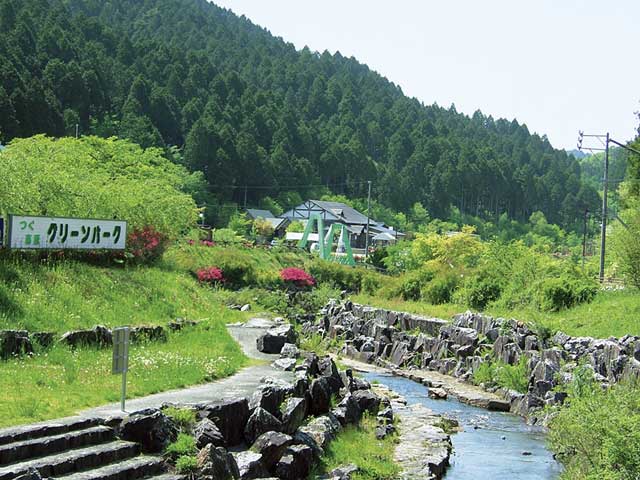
[
  {"left": 51, "top": 455, "right": 167, "bottom": 480},
  {"left": 0, "top": 440, "right": 139, "bottom": 480},
  {"left": 0, "top": 426, "right": 115, "bottom": 467},
  {"left": 0, "top": 417, "right": 103, "bottom": 447}
]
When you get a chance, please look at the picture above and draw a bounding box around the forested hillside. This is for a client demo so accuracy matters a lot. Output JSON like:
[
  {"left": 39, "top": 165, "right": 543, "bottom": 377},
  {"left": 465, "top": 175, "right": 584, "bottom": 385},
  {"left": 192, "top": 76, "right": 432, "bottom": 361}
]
[{"left": 0, "top": 0, "right": 600, "bottom": 228}]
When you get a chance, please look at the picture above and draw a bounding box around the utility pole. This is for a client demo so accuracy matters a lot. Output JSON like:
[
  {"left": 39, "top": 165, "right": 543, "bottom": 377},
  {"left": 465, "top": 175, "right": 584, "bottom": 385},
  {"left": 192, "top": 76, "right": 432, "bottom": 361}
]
[
  {"left": 75, "top": 124, "right": 79, "bottom": 139},
  {"left": 582, "top": 209, "right": 588, "bottom": 271},
  {"left": 244, "top": 186, "right": 248, "bottom": 209},
  {"left": 365, "top": 180, "right": 372, "bottom": 261},
  {"left": 599, "top": 133, "right": 609, "bottom": 283},
  {"left": 577, "top": 131, "right": 640, "bottom": 283}
]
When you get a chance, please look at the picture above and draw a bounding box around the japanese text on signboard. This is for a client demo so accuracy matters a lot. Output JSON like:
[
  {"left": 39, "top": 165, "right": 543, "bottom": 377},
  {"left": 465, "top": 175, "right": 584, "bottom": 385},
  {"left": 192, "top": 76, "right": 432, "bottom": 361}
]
[{"left": 9, "top": 215, "right": 127, "bottom": 250}]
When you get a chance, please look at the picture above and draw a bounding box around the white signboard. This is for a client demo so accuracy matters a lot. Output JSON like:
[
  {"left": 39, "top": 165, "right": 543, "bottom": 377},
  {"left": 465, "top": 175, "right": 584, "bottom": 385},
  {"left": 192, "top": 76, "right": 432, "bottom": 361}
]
[{"left": 8, "top": 215, "right": 127, "bottom": 250}]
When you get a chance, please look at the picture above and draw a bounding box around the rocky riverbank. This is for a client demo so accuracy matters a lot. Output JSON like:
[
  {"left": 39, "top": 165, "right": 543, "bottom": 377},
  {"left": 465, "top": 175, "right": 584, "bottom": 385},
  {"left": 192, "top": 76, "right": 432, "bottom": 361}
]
[{"left": 303, "top": 300, "right": 640, "bottom": 422}]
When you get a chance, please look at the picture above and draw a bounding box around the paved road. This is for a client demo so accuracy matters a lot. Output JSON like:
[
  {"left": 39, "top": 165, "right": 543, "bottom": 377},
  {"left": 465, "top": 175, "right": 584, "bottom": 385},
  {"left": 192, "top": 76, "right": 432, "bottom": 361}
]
[{"left": 79, "top": 318, "right": 293, "bottom": 419}]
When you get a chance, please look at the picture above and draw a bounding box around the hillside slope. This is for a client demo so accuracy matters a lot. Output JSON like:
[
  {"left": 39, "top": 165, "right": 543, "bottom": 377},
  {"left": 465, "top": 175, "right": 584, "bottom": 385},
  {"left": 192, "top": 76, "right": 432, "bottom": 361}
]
[{"left": 0, "top": 0, "right": 599, "bottom": 228}]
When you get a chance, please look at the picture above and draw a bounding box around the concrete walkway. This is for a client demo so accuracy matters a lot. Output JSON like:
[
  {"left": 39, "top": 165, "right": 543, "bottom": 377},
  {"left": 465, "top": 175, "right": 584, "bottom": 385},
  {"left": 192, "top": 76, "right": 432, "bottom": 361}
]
[{"left": 79, "top": 318, "right": 293, "bottom": 419}]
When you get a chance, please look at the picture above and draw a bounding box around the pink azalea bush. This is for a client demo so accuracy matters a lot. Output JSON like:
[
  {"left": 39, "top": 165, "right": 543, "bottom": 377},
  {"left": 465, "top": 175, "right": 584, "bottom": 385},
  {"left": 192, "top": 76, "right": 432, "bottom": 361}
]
[
  {"left": 127, "top": 226, "right": 169, "bottom": 263},
  {"left": 280, "top": 267, "right": 315, "bottom": 289},
  {"left": 197, "top": 266, "right": 225, "bottom": 285}
]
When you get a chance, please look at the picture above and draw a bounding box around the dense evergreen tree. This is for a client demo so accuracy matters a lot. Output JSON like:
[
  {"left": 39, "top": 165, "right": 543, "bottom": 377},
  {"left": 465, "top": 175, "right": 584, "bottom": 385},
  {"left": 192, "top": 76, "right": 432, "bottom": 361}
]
[{"left": 0, "top": 0, "right": 602, "bottom": 229}]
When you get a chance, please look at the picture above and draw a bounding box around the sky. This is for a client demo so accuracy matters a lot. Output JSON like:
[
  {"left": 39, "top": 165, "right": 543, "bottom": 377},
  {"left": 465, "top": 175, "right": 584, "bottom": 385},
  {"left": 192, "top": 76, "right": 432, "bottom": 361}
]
[{"left": 212, "top": 0, "right": 638, "bottom": 151}]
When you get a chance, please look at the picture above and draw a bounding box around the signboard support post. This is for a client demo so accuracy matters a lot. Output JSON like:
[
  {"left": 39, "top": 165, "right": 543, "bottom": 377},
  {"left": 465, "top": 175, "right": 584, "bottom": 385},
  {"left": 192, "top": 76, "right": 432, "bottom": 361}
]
[
  {"left": 112, "top": 327, "right": 130, "bottom": 412},
  {"left": 121, "top": 366, "right": 127, "bottom": 412}
]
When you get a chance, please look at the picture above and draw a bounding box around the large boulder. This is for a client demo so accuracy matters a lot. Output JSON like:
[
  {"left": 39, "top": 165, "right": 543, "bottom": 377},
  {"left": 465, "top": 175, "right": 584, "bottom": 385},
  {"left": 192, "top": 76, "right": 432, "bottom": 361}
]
[
  {"left": 257, "top": 325, "right": 297, "bottom": 354},
  {"left": 318, "top": 356, "right": 344, "bottom": 394},
  {"left": 331, "top": 394, "right": 362, "bottom": 426},
  {"left": 352, "top": 389, "right": 380, "bottom": 414},
  {"left": 244, "top": 407, "right": 282, "bottom": 445},
  {"left": 510, "top": 393, "right": 544, "bottom": 417},
  {"left": 119, "top": 408, "right": 177, "bottom": 453},
  {"left": 130, "top": 325, "right": 167, "bottom": 343},
  {"left": 280, "top": 343, "right": 300, "bottom": 359},
  {"left": 441, "top": 326, "right": 479, "bottom": 348},
  {"left": 345, "top": 375, "right": 371, "bottom": 394},
  {"left": 531, "top": 359, "right": 559, "bottom": 384},
  {"left": 249, "top": 380, "right": 293, "bottom": 417},
  {"left": 297, "top": 414, "right": 341, "bottom": 452},
  {"left": 60, "top": 325, "right": 112, "bottom": 348},
  {"left": 194, "top": 418, "right": 226, "bottom": 449},
  {"left": 493, "top": 335, "right": 522, "bottom": 365},
  {"left": 275, "top": 444, "right": 314, "bottom": 480},
  {"left": 281, "top": 397, "right": 307, "bottom": 435},
  {"left": 300, "top": 352, "right": 320, "bottom": 376},
  {"left": 168, "top": 318, "right": 198, "bottom": 331},
  {"left": 197, "top": 444, "right": 240, "bottom": 480},
  {"left": 0, "top": 330, "right": 33, "bottom": 359},
  {"left": 233, "top": 450, "right": 268, "bottom": 480},
  {"left": 200, "top": 398, "right": 250, "bottom": 447},
  {"left": 272, "top": 358, "right": 297, "bottom": 371},
  {"left": 292, "top": 372, "right": 310, "bottom": 398},
  {"left": 251, "top": 431, "right": 293, "bottom": 470},
  {"left": 309, "top": 377, "right": 332, "bottom": 415},
  {"left": 31, "top": 332, "right": 55, "bottom": 349}
]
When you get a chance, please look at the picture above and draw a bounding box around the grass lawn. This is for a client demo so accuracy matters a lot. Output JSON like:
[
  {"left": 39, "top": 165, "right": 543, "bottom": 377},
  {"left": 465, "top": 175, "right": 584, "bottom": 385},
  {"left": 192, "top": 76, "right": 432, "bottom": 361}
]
[
  {"left": 309, "top": 414, "right": 399, "bottom": 480},
  {"left": 0, "top": 242, "right": 306, "bottom": 333},
  {"left": 354, "top": 290, "right": 640, "bottom": 339},
  {"left": 0, "top": 318, "right": 247, "bottom": 428},
  {"left": 489, "top": 289, "right": 640, "bottom": 338},
  {"left": 0, "top": 258, "right": 235, "bottom": 332}
]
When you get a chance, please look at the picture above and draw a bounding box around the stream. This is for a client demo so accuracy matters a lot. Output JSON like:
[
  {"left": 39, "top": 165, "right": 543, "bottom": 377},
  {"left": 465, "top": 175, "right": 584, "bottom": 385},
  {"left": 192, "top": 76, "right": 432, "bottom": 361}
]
[{"left": 363, "top": 372, "right": 563, "bottom": 479}]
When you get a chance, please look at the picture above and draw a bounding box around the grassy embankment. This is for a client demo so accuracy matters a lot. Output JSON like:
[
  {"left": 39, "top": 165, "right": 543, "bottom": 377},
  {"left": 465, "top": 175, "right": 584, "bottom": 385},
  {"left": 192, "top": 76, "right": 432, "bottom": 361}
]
[
  {"left": 354, "top": 289, "right": 640, "bottom": 339},
  {"left": 0, "top": 243, "right": 306, "bottom": 428}
]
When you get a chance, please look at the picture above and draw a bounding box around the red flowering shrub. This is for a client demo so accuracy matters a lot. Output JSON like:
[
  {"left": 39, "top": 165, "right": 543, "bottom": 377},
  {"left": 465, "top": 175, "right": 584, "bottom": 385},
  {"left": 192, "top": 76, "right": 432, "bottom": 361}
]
[
  {"left": 201, "top": 240, "right": 215, "bottom": 247},
  {"left": 196, "top": 266, "right": 225, "bottom": 285},
  {"left": 127, "top": 226, "right": 169, "bottom": 263},
  {"left": 280, "top": 267, "right": 315, "bottom": 289}
]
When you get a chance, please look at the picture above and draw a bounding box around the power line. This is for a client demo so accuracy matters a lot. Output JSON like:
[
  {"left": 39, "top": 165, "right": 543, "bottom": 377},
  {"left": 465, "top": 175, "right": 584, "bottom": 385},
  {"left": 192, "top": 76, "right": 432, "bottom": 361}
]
[{"left": 206, "top": 180, "right": 373, "bottom": 191}]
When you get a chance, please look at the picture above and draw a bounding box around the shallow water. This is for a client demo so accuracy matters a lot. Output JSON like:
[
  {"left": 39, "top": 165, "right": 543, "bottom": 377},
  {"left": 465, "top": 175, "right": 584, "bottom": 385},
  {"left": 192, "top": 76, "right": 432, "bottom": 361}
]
[{"left": 364, "top": 372, "right": 563, "bottom": 479}]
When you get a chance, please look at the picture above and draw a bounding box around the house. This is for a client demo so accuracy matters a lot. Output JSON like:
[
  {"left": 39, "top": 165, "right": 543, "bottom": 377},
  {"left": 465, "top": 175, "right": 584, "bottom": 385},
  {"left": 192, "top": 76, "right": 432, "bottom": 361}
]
[
  {"left": 245, "top": 209, "right": 290, "bottom": 238},
  {"left": 280, "top": 200, "right": 403, "bottom": 249}
]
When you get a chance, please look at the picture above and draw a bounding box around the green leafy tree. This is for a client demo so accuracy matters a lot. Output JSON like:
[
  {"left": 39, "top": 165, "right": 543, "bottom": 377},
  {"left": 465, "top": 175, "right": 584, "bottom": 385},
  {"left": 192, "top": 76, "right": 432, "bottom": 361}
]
[
  {"left": 227, "top": 212, "right": 251, "bottom": 238},
  {"left": 0, "top": 135, "right": 198, "bottom": 237}
]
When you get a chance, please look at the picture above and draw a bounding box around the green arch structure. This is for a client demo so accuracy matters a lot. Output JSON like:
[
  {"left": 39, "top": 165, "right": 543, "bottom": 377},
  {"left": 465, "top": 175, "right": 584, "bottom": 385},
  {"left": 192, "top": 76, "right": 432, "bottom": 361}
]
[{"left": 297, "top": 213, "right": 355, "bottom": 266}]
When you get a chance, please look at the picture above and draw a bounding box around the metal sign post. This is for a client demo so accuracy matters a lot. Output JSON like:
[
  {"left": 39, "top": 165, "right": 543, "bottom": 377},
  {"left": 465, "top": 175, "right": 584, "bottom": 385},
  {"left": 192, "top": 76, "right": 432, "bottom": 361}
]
[{"left": 112, "top": 327, "right": 130, "bottom": 412}]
